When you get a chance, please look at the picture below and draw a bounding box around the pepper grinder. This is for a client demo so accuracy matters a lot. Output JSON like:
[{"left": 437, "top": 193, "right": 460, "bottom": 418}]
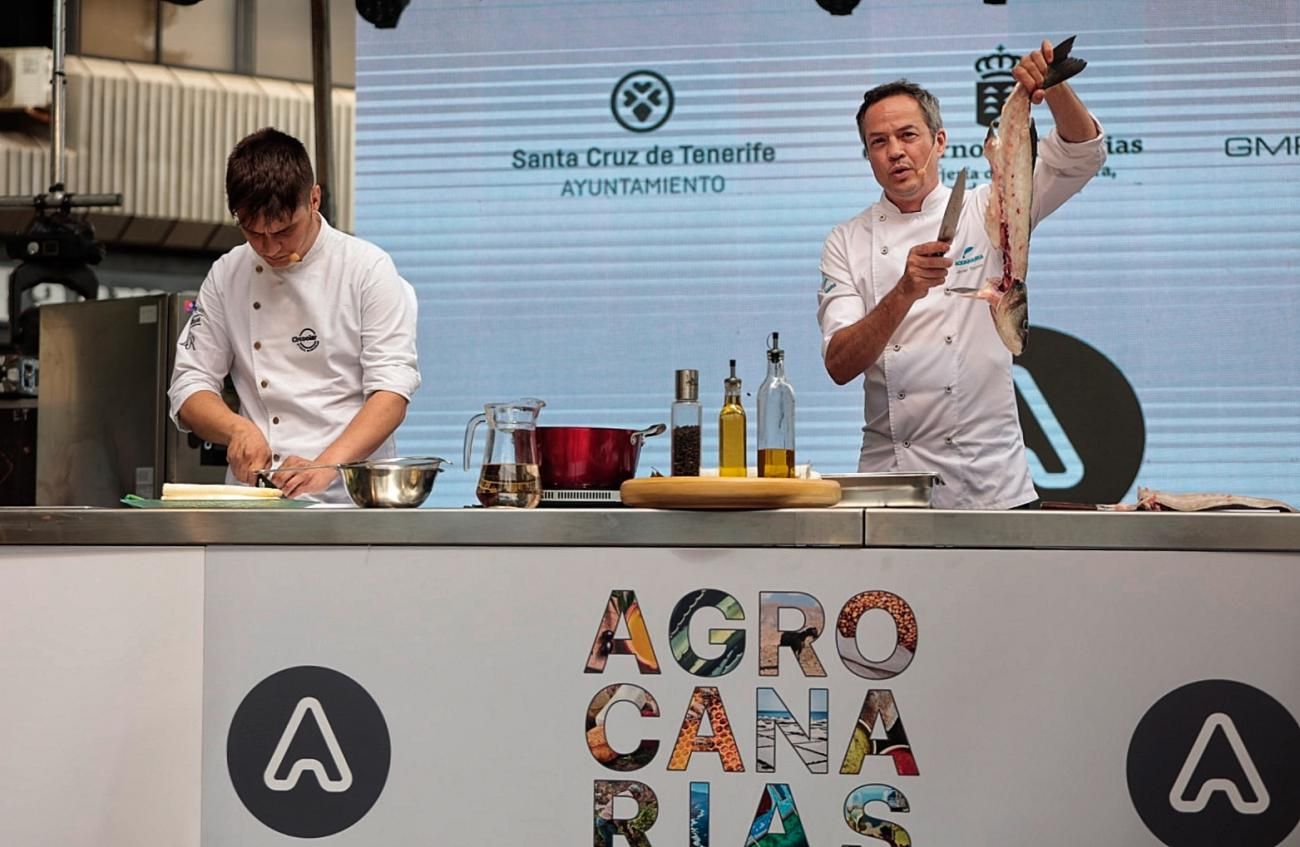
[{"left": 671, "top": 369, "right": 701, "bottom": 476}]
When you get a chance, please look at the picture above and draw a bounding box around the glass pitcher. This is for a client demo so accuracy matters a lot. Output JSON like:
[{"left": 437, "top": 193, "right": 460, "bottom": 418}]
[{"left": 462, "top": 398, "right": 545, "bottom": 508}]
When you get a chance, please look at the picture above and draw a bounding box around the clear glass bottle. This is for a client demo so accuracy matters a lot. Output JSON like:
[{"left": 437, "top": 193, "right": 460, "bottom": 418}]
[
  {"left": 718, "top": 359, "right": 747, "bottom": 477},
  {"left": 757, "top": 332, "right": 796, "bottom": 478},
  {"left": 671, "top": 369, "right": 702, "bottom": 476}
]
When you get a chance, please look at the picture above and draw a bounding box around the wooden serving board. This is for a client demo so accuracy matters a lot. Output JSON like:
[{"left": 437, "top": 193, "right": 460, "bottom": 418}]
[{"left": 620, "top": 476, "right": 841, "bottom": 510}]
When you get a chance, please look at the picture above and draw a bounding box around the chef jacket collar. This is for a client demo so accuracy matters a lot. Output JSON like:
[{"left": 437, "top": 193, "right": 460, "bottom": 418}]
[
  {"left": 878, "top": 183, "right": 950, "bottom": 217},
  {"left": 274, "top": 213, "right": 334, "bottom": 274}
]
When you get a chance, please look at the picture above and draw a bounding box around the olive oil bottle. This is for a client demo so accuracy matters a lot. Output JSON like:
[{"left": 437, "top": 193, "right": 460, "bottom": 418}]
[
  {"left": 718, "top": 359, "right": 747, "bottom": 477},
  {"left": 757, "top": 332, "right": 796, "bottom": 477}
]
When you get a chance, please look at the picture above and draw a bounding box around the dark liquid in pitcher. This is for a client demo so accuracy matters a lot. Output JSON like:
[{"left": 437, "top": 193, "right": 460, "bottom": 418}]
[{"left": 477, "top": 463, "right": 541, "bottom": 508}]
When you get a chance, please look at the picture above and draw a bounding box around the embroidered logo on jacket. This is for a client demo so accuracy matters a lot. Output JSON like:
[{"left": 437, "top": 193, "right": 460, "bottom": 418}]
[
  {"left": 292, "top": 328, "right": 320, "bottom": 352},
  {"left": 180, "top": 305, "right": 204, "bottom": 350}
]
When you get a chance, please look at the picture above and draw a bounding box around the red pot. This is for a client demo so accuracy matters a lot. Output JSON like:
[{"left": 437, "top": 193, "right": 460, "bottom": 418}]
[{"left": 536, "top": 424, "right": 666, "bottom": 490}]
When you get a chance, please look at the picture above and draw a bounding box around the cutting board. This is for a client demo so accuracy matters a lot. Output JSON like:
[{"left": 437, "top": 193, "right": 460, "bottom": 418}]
[{"left": 620, "top": 476, "right": 841, "bottom": 510}]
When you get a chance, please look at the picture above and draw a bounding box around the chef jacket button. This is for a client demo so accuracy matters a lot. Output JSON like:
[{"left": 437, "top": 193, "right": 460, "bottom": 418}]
[
  {"left": 253, "top": 301, "right": 261, "bottom": 310},
  {"left": 272, "top": 453, "right": 281, "bottom": 462},
  {"left": 878, "top": 214, "right": 886, "bottom": 221},
  {"left": 880, "top": 246, "right": 889, "bottom": 255},
  {"left": 944, "top": 288, "right": 953, "bottom": 296},
  {"left": 897, "top": 391, "right": 906, "bottom": 399},
  {"left": 893, "top": 344, "right": 901, "bottom": 352},
  {"left": 253, "top": 341, "right": 262, "bottom": 351},
  {"left": 945, "top": 385, "right": 953, "bottom": 394},
  {"left": 260, "top": 379, "right": 269, "bottom": 389},
  {"left": 255, "top": 265, "right": 263, "bottom": 273},
  {"left": 903, "top": 440, "right": 911, "bottom": 448},
  {"left": 272, "top": 416, "right": 280, "bottom": 425},
  {"left": 945, "top": 335, "right": 953, "bottom": 344},
  {"left": 945, "top": 436, "right": 954, "bottom": 445}
]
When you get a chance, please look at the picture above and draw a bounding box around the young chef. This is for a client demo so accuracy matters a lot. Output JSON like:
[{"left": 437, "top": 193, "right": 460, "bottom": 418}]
[
  {"left": 816, "top": 40, "right": 1104, "bottom": 509},
  {"left": 168, "top": 128, "right": 420, "bottom": 502}
]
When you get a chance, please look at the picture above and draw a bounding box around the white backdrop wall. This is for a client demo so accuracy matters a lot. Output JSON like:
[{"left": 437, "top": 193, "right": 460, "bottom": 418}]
[{"left": 354, "top": 0, "right": 1300, "bottom": 509}]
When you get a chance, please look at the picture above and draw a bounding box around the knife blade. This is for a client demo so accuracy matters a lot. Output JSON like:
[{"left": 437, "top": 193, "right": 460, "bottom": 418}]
[{"left": 937, "top": 168, "right": 966, "bottom": 244}]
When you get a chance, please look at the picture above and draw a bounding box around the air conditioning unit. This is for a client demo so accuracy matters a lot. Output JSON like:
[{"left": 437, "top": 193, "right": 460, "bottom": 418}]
[{"left": 0, "top": 47, "right": 53, "bottom": 111}]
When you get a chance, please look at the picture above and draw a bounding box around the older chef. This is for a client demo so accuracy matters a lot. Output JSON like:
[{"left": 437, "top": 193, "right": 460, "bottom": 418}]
[
  {"left": 169, "top": 127, "right": 420, "bottom": 502},
  {"left": 816, "top": 40, "right": 1104, "bottom": 509}
]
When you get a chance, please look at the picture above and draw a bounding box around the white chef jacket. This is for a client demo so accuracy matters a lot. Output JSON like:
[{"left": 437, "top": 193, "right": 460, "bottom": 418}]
[
  {"left": 169, "top": 217, "right": 421, "bottom": 502},
  {"left": 818, "top": 126, "right": 1105, "bottom": 509}
]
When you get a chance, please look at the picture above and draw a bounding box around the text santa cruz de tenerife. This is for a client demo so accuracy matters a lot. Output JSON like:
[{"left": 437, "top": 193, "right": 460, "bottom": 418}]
[{"left": 511, "top": 142, "right": 777, "bottom": 197}]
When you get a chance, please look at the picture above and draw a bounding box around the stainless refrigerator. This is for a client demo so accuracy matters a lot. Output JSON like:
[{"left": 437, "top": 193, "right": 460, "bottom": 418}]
[{"left": 36, "top": 294, "right": 234, "bottom": 505}]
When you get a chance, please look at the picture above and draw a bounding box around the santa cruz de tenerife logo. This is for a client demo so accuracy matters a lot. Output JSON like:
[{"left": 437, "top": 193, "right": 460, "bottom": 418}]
[
  {"left": 1127, "top": 679, "right": 1300, "bottom": 847},
  {"left": 611, "top": 70, "right": 674, "bottom": 133},
  {"left": 975, "top": 45, "right": 1020, "bottom": 127},
  {"left": 227, "top": 666, "right": 391, "bottom": 838}
]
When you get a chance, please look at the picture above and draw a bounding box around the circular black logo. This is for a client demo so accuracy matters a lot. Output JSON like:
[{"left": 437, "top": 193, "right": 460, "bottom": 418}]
[
  {"left": 611, "top": 70, "right": 674, "bottom": 133},
  {"left": 292, "top": 328, "right": 320, "bottom": 352},
  {"left": 1127, "top": 679, "right": 1300, "bottom": 847},
  {"left": 227, "top": 666, "right": 391, "bottom": 838},
  {"left": 1014, "top": 327, "right": 1145, "bottom": 503}
]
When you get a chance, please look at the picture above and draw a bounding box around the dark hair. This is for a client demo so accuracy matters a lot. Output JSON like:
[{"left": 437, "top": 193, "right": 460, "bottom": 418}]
[
  {"left": 855, "top": 79, "right": 943, "bottom": 147},
  {"left": 225, "top": 128, "right": 315, "bottom": 225}
]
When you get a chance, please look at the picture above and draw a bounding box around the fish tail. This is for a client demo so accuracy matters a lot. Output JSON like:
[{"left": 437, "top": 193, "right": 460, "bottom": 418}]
[{"left": 1042, "top": 35, "right": 1087, "bottom": 90}]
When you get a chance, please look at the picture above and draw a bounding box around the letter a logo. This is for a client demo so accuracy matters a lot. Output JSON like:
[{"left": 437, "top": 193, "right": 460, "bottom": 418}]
[
  {"left": 263, "top": 696, "right": 354, "bottom": 792},
  {"left": 1168, "top": 712, "right": 1270, "bottom": 814},
  {"left": 228, "top": 666, "right": 390, "bottom": 838},
  {"left": 1127, "top": 679, "right": 1300, "bottom": 847}
]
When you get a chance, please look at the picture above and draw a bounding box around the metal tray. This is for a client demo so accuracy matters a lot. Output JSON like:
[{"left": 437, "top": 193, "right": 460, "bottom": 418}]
[{"left": 821, "top": 472, "right": 944, "bottom": 508}]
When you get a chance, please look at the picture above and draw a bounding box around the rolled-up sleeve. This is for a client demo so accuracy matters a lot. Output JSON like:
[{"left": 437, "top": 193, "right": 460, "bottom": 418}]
[
  {"left": 817, "top": 224, "right": 866, "bottom": 358},
  {"left": 1030, "top": 116, "right": 1107, "bottom": 226},
  {"left": 359, "top": 255, "right": 421, "bottom": 400},
  {"left": 167, "top": 279, "right": 232, "bottom": 432}
]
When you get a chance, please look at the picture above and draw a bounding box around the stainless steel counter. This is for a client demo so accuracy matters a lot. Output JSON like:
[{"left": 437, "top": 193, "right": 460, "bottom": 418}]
[
  {"left": 863, "top": 509, "right": 1300, "bottom": 552},
  {"left": 0, "top": 506, "right": 1297, "bottom": 551}
]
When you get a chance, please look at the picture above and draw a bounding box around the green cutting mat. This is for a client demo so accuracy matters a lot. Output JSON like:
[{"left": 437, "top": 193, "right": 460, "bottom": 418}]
[{"left": 121, "top": 494, "right": 314, "bottom": 509}]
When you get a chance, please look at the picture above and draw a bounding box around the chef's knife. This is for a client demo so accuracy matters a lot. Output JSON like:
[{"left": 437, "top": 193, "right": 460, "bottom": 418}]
[{"left": 937, "top": 167, "right": 966, "bottom": 244}]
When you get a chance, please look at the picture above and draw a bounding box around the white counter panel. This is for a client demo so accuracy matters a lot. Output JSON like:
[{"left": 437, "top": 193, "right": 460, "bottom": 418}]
[{"left": 0, "top": 547, "right": 204, "bottom": 847}]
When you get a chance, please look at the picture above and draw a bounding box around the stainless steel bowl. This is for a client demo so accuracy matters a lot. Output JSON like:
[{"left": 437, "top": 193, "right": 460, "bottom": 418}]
[{"left": 337, "top": 457, "right": 447, "bottom": 508}]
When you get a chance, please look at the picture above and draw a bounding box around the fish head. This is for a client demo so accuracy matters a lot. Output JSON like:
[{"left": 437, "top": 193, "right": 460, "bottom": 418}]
[{"left": 991, "top": 280, "right": 1028, "bottom": 355}]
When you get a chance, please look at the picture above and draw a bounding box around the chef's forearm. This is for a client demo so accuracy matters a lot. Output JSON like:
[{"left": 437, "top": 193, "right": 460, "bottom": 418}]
[
  {"left": 824, "top": 287, "right": 911, "bottom": 385},
  {"left": 177, "top": 390, "right": 251, "bottom": 445},
  {"left": 1043, "top": 83, "right": 1098, "bottom": 143},
  {"left": 315, "top": 390, "right": 409, "bottom": 465}
]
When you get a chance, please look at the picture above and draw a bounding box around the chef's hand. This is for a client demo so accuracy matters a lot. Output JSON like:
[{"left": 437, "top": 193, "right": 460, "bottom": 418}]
[
  {"left": 1015, "top": 39, "right": 1055, "bottom": 105},
  {"left": 273, "top": 455, "right": 338, "bottom": 499},
  {"left": 898, "top": 241, "right": 953, "bottom": 302},
  {"left": 225, "top": 419, "right": 273, "bottom": 485}
]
